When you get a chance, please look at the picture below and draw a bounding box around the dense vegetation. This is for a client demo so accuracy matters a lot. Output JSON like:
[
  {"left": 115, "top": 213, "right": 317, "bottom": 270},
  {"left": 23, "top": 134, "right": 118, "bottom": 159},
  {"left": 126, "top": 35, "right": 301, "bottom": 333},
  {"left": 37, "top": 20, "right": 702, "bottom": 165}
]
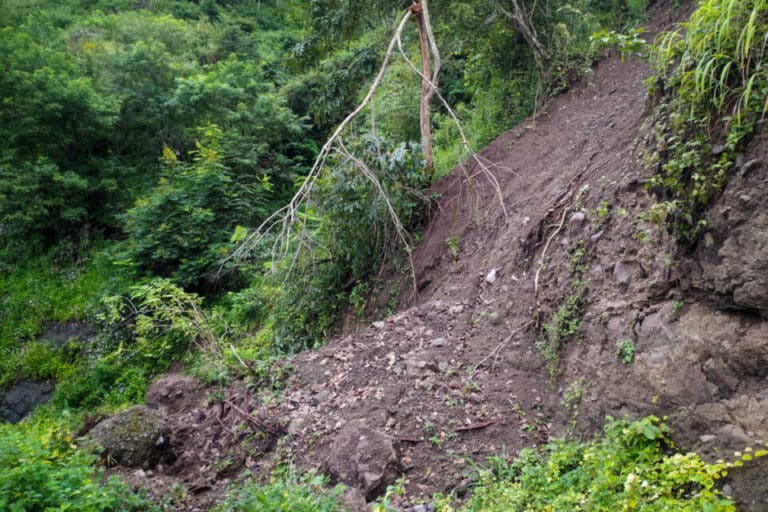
[
  {"left": 435, "top": 416, "right": 748, "bottom": 511},
  {"left": 647, "top": 0, "right": 768, "bottom": 244},
  {"left": 3, "top": 0, "right": 764, "bottom": 509},
  {"left": 0, "top": 0, "right": 645, "bottom": 411}
]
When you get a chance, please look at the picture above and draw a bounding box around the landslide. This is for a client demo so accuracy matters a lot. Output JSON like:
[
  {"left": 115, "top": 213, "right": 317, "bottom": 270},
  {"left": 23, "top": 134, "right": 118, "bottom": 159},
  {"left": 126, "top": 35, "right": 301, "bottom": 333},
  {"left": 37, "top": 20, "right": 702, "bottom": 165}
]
[{"left": 107, "top": 9, "right": 768, "bottom": 511}]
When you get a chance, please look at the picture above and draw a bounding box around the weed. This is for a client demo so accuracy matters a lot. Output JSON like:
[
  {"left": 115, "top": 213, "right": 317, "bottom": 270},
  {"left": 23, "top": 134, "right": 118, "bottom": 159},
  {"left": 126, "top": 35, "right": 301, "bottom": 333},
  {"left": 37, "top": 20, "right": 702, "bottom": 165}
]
[
  {"left": 595, "top": 200, "right": 610, "bottom": 220},
  {"left": 615, "top": 339, "right": 636, "bottom": 365},
  {"left": 561, "top": 378, "right": 586, "bottom": 430},
  {"left": 211, "top": 469, "right": 341, "bottom": 512},
  {"left": 574, "top": 185, "right": 590, "bottom": 209},
  {"left": 538, "top": 243, "right": 588, "bottom": 381},
  {"left": 445, "top": 236, "right": 459, "bottom": 258},
  {"left": 590, "top": 28, "right": 648, "bottom": 60}
]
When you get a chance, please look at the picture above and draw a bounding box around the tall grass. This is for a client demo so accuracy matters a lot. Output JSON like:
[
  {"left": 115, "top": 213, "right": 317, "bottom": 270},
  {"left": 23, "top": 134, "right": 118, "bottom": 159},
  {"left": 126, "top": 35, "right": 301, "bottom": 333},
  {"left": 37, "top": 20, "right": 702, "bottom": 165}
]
[
  {"left": 653, "top": 0, "right": 767, "bottom": 128},
  {"left": 647, "top": 0, "right": 767, "bottom": 243}
]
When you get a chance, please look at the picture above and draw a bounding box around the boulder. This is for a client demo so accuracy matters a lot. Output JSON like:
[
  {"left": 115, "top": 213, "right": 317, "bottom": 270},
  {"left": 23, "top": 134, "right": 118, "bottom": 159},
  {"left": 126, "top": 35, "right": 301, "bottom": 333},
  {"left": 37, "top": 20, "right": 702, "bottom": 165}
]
[
  {"left": 90, "top": 405, "right": 169, "bottom": 468},
  {"left": 326, "top": 426, "right": 401, "bottom": 501}
]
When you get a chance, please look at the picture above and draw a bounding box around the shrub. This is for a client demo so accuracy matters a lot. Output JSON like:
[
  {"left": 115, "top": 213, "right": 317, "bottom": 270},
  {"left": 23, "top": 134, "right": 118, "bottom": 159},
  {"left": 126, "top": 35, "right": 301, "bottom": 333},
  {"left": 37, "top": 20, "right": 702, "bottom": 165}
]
[
  {"left": 436, "top": 416, "right": 737, "bottom": 512},
  {"left": 0, "top": 420, "right": 156, "bottom": 511},
  {"left": 119, "top": 126, "right": 256, "bottom": 289}
]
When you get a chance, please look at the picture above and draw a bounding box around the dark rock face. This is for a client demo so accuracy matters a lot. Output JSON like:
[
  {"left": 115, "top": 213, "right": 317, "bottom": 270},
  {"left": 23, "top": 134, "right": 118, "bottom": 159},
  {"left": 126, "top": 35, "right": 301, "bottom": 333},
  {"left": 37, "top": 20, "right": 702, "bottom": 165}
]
[
  {"left": 38, "top": 321, "right": 94, "bottom": 347},
  {"left": 687, "top": 133, "right": 768, "bottom": 314},
  {"left": 0, "top": 380, "right": 55, "bottom": 423},
  {"left": 325, "top": 426, "right": 401, "bottom": 501},
  {"left": 90, "top": 405, "right": 169, "bottom": 468}
]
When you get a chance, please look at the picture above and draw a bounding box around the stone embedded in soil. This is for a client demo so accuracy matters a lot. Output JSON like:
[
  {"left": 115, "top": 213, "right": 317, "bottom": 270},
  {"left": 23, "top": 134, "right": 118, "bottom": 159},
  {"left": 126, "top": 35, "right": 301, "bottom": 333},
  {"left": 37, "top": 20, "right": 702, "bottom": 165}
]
[
  {"left": 338, "top": 488, "right": 368, "bottom": 512},
  {"left": 569, "top": 211, "right": 586, "bottom": 234},
  {"left": 613, "top": 261, "right": 633, "bottom": 286},
  {"left": 90, "top": 405, "right": 169, "bottom": 468},
  {"left": 325, "top": 426, "right": 401, "bottom": 501}
]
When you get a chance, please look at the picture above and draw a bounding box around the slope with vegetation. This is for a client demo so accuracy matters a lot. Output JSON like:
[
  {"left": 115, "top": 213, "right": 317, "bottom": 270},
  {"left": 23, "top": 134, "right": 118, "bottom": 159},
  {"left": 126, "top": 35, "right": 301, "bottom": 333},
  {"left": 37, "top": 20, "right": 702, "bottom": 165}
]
[{"left": 1, "top": 0, "right": 767, "bottom": 510}]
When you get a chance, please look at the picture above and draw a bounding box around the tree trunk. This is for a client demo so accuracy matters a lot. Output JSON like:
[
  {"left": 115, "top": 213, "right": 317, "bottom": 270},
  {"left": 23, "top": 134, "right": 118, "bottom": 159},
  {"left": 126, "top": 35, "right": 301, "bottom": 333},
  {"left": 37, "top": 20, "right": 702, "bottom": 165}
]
[{"left": 412, "top": 0, "right": 440, "bottom": 175}]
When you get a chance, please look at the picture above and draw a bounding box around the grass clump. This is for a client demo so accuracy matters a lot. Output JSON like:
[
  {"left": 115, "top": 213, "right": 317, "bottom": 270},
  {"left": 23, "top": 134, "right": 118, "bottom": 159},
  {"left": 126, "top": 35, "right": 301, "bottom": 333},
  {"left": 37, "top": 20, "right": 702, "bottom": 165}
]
[
  {"left": 436, "top": 416, "right": 737, "bottom": 512},
  {"left": 647, "top": 0, "right": 768, "bottom": 244}
]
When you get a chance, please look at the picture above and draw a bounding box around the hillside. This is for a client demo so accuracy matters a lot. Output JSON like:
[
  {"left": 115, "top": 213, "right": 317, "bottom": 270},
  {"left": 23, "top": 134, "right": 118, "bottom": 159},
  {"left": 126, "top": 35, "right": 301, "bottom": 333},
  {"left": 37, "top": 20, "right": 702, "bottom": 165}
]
[
  {"left": 2, "top": 0, "right": 768, "bottom": 510},
  {"left": 104, "top": 7, "right": 767, "bottom": 510}
]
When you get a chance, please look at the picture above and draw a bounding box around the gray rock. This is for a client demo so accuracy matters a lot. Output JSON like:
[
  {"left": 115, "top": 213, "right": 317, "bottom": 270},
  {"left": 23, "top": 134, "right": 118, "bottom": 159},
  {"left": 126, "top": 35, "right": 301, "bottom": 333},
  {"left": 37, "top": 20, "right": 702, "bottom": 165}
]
[
  {"left": 0, "top": 380, "right": 55, "bottom": 423},
  {"left": 699, "top": 434, "right": 717, "bottom": 443},
  {"left": 325, "top": 427, "right": 401, "bottom": 500},
  {"left": 338, "top": 488, "right": 368, "bottom": 511},
  {"left": 723, "top": 484, "right": 734, "bottom": 497},
  {"left": 38, "top": 321, "right": 94, "bottom": 347},
  {"left": 569, "top": 211, "right": 586, "bottom": 234},
  {"left": 614, "top": 261, "right": 633, "bottom": 286},
  {"left": 372, "top": 321, "right": 386, "bottom": 329},
  {"left": 590, "top": 230, "right": 604, "bottom": 241},
  {"left": 90, "top": 405, "right": 169, "bottom": 468},
  {"left": 429, "top": 337, "right": 447, "bottom": 347},
  {"left": 485, "top": 268, "right": 498, "bottom": 284}
]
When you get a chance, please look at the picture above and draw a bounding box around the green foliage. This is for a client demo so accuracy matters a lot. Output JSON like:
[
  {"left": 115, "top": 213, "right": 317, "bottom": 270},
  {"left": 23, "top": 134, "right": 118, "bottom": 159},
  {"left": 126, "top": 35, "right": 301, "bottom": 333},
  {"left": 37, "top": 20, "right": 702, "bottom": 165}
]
[
  {"left": 538, "top": 242, "right": 588, "bottom": 381},
  {"left": 0, "top": 248, "right": 126, "bottom": 389},
  {"left": 0, "top": 0, "right": 307, "bottom": 251},
  {"left": 211, "top": 470, "right": 342, "bottom": 512},
  {"left": 55, "top": 278, "right": 210, "bottom": 410},
  {"left": 435, "top": 416, "right": 736, "bottom": 512},
  {"left": 590, "top": 28, "right": 648, "bottom": 60},
  {"left": 119, "top": 126, "right": 255, "bottom": 288},
  {"left": 615, "top": 338, "right": 636, "bottom": 365},
  {"left": 349, "top": 281, "right": 371, "bottom": 319},
  {"left": 213, "top": 134, "right": 428, "bottom": 358},
  {"left": 647, "top": 0, "right": 768, "bottom": 244},
  {"left": 0, "top": 419, "right": 156, "bottom": 511}
]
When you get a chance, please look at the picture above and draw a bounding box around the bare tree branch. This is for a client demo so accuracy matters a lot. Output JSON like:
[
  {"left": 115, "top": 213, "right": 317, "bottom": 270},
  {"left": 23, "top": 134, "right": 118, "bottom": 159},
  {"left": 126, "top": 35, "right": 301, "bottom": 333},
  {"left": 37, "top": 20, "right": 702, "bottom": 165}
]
[{"left": 395, "top": 29, "right": 509, "bottom": 221}]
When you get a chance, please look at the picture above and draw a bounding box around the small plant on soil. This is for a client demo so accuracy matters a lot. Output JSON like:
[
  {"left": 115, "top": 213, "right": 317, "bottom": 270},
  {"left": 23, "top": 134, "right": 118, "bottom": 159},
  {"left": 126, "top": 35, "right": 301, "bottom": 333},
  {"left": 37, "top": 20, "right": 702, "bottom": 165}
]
[
  {"left": 561, "top": 378, "right": 585, "bottom": 429},
  {"left": 539, "top": 242, "right": 588, "bottom": 381},
  {"left": 615, "top": 339, "right": 636, "bottom": 365},
  {"left": 445, "top": 236, "right": 459, "bottom": 258},
  {"left": 670, "top": 300, "right": 684, "bottom": 318},
  {"left": 595, "top": 200, "right": 611, "bottom": 221}
]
